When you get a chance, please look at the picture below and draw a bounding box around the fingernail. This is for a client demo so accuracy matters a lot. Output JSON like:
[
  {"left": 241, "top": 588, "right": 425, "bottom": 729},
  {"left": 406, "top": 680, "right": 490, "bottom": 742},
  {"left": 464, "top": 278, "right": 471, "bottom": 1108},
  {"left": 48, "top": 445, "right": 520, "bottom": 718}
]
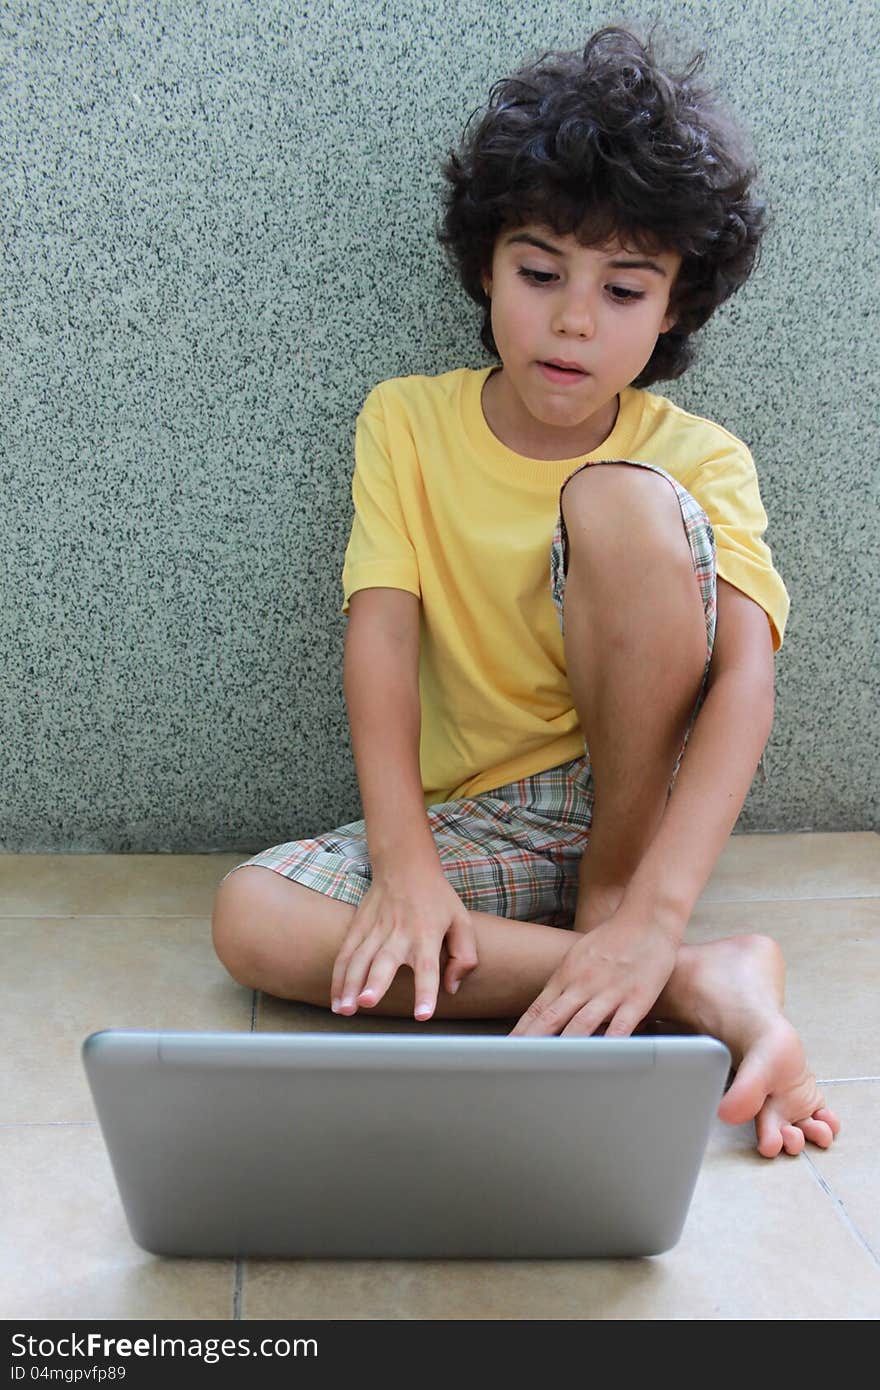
[
  {"left": 331, "top": 999, "right": 339, "bottom": 1012},
  {"left": 340, "top": 997, "right": 354, "bottom": 1010},
  {"left": 449, "top": 981, "right": 460, "bottom": 995},
  {"left": 415, "top": 1002, "right": 432, "bottom": 1019}
]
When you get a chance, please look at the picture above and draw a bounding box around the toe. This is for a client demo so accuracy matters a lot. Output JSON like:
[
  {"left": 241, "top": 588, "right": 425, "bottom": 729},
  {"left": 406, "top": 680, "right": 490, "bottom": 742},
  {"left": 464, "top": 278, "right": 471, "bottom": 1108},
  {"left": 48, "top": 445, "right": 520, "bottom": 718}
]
[
  {"left": 781, "top": 1124, "right": 806, "bottom": 1156},
  {"left": 813, "top": 1105, "right": 842, "bottom": 1136},
  {"left": 755, "top": 1109, "right": 784, "bottom": 1158},
  {"left": 718, "top": 1055, "right": 769, "bottom": 1126},
  {"left": 799, "top": 1115, "right": 835, "bottom": 1149}
]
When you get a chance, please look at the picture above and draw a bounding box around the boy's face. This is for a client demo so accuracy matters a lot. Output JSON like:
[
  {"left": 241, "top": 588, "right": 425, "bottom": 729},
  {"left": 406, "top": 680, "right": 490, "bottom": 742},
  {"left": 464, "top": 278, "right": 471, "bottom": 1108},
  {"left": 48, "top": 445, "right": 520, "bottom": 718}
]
[{"left": 481, "top": 224, "right": 681, "bottom": 456}]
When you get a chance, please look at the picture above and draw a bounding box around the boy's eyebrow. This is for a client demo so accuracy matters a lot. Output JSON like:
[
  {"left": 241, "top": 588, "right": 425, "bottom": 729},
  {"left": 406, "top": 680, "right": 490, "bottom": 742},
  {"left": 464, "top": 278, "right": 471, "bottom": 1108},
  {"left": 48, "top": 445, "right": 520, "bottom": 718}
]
[{"left": 505, "top": 231, "right": 669, "bottom": 277}]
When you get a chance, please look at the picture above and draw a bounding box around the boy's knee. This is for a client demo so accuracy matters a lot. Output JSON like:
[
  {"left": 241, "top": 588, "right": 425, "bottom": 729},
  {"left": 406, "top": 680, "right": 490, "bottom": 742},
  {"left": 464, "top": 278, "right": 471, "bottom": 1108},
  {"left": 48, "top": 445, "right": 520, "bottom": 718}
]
[
  {"left": 211, "top": 866, "right": 275, "bottom": 986},
  {"left": 562, "top": 464, "right": 683, "bottom": 554}
]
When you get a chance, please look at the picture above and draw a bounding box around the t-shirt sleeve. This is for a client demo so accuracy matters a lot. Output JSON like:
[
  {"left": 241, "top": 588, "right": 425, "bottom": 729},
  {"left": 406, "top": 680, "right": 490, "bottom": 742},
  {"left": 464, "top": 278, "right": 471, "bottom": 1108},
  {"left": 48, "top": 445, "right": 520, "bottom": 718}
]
[
  {"left": 341, "top": 386, "right": 421, "bottom": 615},
  {"left": 691, "top": 441, "right": 790, "bottom": 652}
]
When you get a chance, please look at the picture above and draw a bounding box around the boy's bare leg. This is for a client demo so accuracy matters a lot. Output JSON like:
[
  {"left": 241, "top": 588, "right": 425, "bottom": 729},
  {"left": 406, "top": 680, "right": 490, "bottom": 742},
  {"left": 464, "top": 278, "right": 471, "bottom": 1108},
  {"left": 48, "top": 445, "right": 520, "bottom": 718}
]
[
  {"left": 213, "top": 870, "right": 839, "bottom": 1157},
  {"left": 544, "top": 464, "right": 839, "bottom": 1153},
  {"left": 214, "top": 868, "right": 566, "bottom": 1021},
  {"left": 558, "top": 464, "right": 710, "bottom": 928}
]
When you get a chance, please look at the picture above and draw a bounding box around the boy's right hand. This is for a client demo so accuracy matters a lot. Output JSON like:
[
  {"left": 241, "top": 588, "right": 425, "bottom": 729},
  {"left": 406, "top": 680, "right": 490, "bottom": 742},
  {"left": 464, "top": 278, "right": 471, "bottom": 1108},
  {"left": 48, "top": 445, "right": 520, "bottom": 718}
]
[{"left": 330, "top": 869, "right": 478, "bottom": 1022}]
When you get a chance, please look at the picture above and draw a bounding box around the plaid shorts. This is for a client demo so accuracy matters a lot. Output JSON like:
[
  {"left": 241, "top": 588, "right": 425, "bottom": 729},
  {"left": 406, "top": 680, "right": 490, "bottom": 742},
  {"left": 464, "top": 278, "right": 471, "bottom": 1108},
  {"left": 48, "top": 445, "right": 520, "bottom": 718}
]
[{"left": 225, "top": 460, "right": 718, "bottom": 929}]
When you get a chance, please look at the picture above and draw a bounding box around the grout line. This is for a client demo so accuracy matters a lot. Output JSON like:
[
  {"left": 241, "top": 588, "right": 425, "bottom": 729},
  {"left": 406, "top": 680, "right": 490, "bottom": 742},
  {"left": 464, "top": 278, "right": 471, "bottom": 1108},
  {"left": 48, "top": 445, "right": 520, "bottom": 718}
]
[
  {"left": 0, "top": 1120, "right": 98, "bottom": 1128},
  {"left": 0, "top": 914, "right": 221, "bottom": 921},
  {"left": 697, "top": 891, "right": 880, "bottom": 905},
  {"left": 818, "top": 1076, "right": 880, "bottom": 1085},
  {"left": 2, "top": 891, "right": 879, "bottom": 921},
  {"left": 230, "top": 990, "right": 260, "bottom": 1322},
  {"left": 802, "top": 1153, "right": 880, "bottom": 1270},
  {"left": 232, "top": 1260, "right": 244, "bottom": 1320}
]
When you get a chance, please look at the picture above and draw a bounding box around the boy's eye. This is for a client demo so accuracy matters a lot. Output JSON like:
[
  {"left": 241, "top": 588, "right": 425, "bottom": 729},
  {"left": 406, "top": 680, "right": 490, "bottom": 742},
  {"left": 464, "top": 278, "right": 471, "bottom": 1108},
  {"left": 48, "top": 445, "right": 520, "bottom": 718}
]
[
  {"left": 517, "top": 266, "right": 556, "bottom": 285},
  {"left": 608, "top": 286, "right": 645, "bottom": 302}
]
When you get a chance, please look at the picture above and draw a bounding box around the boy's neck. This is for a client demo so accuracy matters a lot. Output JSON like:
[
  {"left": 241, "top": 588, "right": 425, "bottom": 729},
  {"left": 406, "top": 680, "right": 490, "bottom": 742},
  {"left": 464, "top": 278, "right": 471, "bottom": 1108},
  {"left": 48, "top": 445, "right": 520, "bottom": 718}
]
[{"left": 481, "top": 368, "right": 620, "bottom": 461}]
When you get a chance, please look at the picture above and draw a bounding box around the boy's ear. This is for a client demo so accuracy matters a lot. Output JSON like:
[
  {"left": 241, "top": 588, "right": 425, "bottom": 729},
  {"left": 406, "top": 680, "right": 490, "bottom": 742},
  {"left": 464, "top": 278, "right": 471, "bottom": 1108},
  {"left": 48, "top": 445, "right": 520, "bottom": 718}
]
[
  {"left": 481, "top": 270, "right": 492, "bottom": 299},
  {"left": 659, "top": 308, "right": 677, "bottom": 334}
]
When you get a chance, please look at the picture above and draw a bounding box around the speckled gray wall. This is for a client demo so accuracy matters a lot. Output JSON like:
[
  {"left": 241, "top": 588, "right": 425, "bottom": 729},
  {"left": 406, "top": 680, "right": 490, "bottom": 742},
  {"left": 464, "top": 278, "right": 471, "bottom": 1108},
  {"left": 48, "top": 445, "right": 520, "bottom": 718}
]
[{"left": 3, "top": 0, "right": 877, "bottom": 850}]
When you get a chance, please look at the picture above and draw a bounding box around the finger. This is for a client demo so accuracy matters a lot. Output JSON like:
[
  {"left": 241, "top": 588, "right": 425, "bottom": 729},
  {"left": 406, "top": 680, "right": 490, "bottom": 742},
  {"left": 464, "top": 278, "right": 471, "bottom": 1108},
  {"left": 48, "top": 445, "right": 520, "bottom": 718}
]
[
  {"left": 412, "top": 949, "right": 441, "bottom": 1021},
  {"left": 602, "top": 1001, "right": 649, "bottom": 1039},
  {"left": 331, "top": 945, "right": 360, "bottom": 1013},
  {"left": 511, "top": 989, "right": 580, "bottom": 1037},
  {"left": 443, "top": 917, "right": 479, "bottom": 994},
  {"left": 508, "top": 989, "right": 553, "bottom": 1036},
  {"left": 337, "top": 935, "right": 387, "bottom": 1014},
  {"left": 356, "top": 949, "right": 402, "bottom": 1008},
  {"left": 560, "top": 997, "right": 617, "bottom": 1038},
  {"left": 330, "top": 946, "right": 355, "bottom": 1010},
  {"left": 330, "top": 911, "right": 374, "bottom": 1007}
]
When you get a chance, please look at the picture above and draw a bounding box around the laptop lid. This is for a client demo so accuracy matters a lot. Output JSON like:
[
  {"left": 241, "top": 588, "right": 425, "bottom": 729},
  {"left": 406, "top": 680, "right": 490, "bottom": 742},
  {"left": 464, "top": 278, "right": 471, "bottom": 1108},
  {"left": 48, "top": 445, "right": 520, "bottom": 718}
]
[{"left": 82, "top": 1029, "right": 730, "bottom": 1259}]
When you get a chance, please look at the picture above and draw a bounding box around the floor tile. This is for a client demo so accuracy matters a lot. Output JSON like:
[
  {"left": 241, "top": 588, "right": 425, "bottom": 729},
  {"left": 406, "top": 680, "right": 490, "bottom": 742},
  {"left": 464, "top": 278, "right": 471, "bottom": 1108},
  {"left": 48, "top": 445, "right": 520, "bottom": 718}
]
[
  {"left": 698, "top": 832, "right": 879, "bottom": 903},
  {"left": 5, "top": 841, "right": 878, "bottom": 1323},
  {"left": 685, "top": 896, "right": 880, "bottom": 1079},
  {"left": 244, "top": 1000, "right": 879, "bottom": 1318},
  {"left": 240, "top": 1141, "right": 879, "bottom": 1319},
  {"left": 0, "top": 853, "right": 245, "bottom": 918},
  {"left": 1, "top": 834, "right": 875, "bottom": 920},
  {"left": 2, "top": 916, "right": 252, "bottom": 1123},
  {"left": 0, "top": 1125, "right": 235, "bottom": 1320},
  {"left": 807, "top": 1081, "right": 880, "bottom": 1260}
]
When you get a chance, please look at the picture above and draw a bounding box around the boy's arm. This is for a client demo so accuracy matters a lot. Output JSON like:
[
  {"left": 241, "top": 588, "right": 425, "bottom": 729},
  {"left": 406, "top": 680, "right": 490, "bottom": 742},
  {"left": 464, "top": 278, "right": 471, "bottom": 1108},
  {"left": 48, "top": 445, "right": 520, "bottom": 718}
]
[
  {"left": 343, "top": 586, "right": 439, "bottom": 872},
  {"left": 619, "top": 578, "right": 775, "bottom": 927},
  {"left": 512, "top": 580, "right": 775, "bottom": 1037},
  {"left": 334, "top": 587, "right": 478, "bottom": 1019}
]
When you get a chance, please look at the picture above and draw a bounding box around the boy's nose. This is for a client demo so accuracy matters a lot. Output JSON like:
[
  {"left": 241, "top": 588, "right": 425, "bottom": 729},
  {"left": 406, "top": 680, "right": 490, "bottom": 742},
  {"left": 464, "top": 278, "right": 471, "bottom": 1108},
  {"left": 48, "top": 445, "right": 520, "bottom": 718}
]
[{"left": 552, "top": 293, "right": 596, "bottom": 339}]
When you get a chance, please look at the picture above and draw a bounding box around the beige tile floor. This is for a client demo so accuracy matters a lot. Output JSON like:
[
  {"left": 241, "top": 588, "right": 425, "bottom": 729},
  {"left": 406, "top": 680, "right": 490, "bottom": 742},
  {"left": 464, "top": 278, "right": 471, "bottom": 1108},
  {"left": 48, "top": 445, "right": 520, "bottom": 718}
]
[{"left": 2, "top": 833, "right": 879, "bottom": 1321}]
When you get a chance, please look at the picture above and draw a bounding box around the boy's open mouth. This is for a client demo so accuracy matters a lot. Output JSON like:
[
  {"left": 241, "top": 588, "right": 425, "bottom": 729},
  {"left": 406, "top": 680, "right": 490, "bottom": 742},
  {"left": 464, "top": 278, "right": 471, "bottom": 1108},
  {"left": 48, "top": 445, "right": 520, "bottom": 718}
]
[{"left": 538, "top": 360, "right": 589, "bottom": 380}]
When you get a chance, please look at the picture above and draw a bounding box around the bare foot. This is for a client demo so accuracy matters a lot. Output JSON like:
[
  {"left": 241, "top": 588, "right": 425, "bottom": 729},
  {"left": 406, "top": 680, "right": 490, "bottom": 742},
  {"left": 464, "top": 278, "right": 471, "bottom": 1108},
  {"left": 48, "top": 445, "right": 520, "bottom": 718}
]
[{"left": 658, "top": 934, "right": 841, "bottom": 1158}]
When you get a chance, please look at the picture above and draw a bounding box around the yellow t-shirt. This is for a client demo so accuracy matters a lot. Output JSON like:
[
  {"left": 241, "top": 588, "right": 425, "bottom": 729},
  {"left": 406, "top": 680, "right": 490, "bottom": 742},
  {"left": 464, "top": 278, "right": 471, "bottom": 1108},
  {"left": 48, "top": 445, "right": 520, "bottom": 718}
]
[{"left": 342, "top": 367, "right": 789, "bottom": 806}]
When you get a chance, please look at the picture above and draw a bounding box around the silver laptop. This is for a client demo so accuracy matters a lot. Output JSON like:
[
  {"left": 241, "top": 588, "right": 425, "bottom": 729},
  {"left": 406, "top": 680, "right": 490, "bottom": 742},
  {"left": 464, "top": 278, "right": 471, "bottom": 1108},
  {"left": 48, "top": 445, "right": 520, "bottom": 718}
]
[{"left": 82, "top": 1029, "right": 730, "bottom": 1259}]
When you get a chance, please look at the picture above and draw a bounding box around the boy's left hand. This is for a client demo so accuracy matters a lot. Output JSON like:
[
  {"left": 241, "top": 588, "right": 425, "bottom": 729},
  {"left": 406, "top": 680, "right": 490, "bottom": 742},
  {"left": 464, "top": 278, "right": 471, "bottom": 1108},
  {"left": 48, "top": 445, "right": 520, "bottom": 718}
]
[{"left": 509, "top": 909, "right": 679, "bottom": 1037}]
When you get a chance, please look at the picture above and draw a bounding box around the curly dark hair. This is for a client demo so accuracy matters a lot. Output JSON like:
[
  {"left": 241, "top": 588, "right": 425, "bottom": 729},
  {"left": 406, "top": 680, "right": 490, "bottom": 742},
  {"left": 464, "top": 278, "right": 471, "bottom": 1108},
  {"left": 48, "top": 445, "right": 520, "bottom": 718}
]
[{"left": 439, "top": 26, "right": 766, "bottom": 386}]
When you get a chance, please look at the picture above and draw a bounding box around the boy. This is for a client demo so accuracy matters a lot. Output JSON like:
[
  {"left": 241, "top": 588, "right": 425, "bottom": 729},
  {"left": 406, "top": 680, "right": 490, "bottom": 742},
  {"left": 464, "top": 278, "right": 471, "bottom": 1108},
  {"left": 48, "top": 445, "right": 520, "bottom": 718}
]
[{"left": 213, "top": 28, "right": 839, "bottom": 1158}]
